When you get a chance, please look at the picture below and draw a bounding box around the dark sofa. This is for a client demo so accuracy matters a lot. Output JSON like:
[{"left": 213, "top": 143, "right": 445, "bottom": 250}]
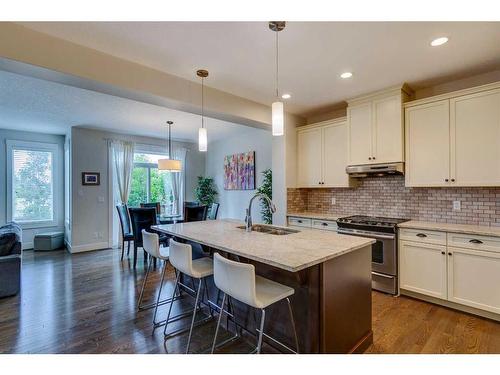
[{"left": 0, "top": 222, "right": 22, "bottom": 298}]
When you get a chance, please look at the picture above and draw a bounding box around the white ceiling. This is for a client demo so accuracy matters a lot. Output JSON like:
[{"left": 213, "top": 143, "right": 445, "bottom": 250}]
[
  {"left": 0, "top": 70, "right": 256, "bottom": 141},
  {"left": 18, "top": 21, "right": 500, "bottom": 115}
]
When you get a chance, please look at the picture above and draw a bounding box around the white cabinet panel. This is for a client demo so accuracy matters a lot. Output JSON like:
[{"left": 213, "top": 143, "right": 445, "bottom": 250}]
[
  {"left": 451, "top": 88, "right": 500, "bottom": 186},
  {"left": 348, "top": 103, "right": 372, "bottom": 165},
  {"left": 297, "top": 128, "right": 323, "bottom": 187},
  {"left": 405, "top": 100, "right": 450, "bottom": 186},
  {"left": 447, "top": 247, "right": 500, "bottom": 314},
  {"left": 373, "top": 95, "right": 403, "bottom": 163},
  {"left": 400, "top": 240, "right": 447, "bottom": 299},
  {"left": 322, "top": 122, "right": 351, "bottom": 187}
]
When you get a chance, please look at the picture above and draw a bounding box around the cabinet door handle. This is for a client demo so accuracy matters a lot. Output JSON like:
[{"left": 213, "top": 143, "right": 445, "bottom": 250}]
[
  {"left": 297, "top": 220, "right": 303, "bottom": 224},
  {"left": 441, "top": 251, "right": 446, "bottom": 255},
  {"left": 368, "top": 157, "right": 372, "bottom": 160},
  {"left": 448, "top": 252, "right": 452, "bottom": 256},
  {"left": 416, "top": 233, "right": 427, "bottom": 238},
  {"left": 372, "top": 157, "right": 376, "bottom": 160},
  {"left": 445, "top": 178, "right": 449, "bottom": 182},
  {"left": 469, "top": 239, "right": 483, "bottom": 244},
  {"left": 321, "top": 222, "right": 328, "bottom": 226},
  {"left": 451, "top": 178, "right": 455, "bottom": 182}
]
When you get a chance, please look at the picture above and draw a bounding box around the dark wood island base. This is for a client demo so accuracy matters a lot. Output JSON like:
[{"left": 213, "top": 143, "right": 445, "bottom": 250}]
[{"left": 209, "top": 244, "right": 373, "bottom": 354}]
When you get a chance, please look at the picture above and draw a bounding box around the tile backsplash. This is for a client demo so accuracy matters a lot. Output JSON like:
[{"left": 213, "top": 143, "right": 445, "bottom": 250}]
[{"left": 288, "top": 175, "right": 500, "bottom": 227}]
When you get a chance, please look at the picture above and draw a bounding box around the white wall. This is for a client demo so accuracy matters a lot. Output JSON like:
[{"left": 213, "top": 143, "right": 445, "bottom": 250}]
[
  {"left": 69, "top": 127, "right": 205, "bottom": 252},
  {"left": 205, "top": 127, "right": 272, "bottom": 223},
  {"left": 0, "top": 128, "right": 65, "bottom": 249}
]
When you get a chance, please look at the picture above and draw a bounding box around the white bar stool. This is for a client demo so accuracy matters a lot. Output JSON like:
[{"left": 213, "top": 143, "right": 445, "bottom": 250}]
[
  {"left": 164, "top": 239, "right": 214, "bottom": 353},
  {"left": 211, "top": 253, "right": 299, "bottom": 354},
  {"left": 139, "top": 230, "right": 177, "bottom": 327}
]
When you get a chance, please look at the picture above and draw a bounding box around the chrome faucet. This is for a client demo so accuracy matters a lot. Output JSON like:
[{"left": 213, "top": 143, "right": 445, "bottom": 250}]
[{"left": 245, "top": 193, "right": 277, "bottom": 232}]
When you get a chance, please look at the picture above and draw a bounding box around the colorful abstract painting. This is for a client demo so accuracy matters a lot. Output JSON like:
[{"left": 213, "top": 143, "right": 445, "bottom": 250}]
[{"left": 224, "top": 151, "right": 255, "bottom": 190}]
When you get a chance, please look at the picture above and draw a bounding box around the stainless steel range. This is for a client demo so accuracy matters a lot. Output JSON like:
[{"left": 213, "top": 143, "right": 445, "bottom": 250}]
[{"left": 336, "top": 215, "right": 409, "bottom": 295}]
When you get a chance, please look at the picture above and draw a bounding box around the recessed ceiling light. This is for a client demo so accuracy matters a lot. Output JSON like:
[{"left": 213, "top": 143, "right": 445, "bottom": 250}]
[
  {"left": 431, "top": 37, "right": 449, "bottom": 47},
  {"left": 340, "top": 72, "right": 353, "bottom": 79},
  {"left": 281, "top": 93, "right": 291, "bottom": 99}
]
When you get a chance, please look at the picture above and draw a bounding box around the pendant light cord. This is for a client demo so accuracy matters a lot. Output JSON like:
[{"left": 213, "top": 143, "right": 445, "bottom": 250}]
[
  {"left": 168, "top": 122, "right": 171, "bottom": 159},
  {"left": 201, "top": 77, "right": 205, "bottom": 129},
  {"left": 275, "top": 30, "right": 279, "bottom": 98}
]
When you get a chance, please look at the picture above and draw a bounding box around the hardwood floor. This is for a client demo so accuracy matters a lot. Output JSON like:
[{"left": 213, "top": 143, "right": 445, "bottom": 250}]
[{"left": 1, "top": 248, "right": 499, "bottom": 354}]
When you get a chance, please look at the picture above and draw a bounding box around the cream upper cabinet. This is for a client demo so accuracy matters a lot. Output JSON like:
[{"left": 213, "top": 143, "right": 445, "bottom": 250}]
[
  {"left": 297, "top": 127, "right": 323, "bottom": 187},
  {"left": 405, "top": 100, "right": 450, "bottom": 187},
  {"left": 400, "top": 240, "right": 447, "bottom": 299},
  {"left": 404, "top": 82, "right": 500, "bottom": 187},
  {"left": 322, "top": 122, "right": 351, "bottom": 187},
  {"left": 447, "top": 247, "right": 500, "bottom": 314},
  {"left": 297, "top": 119, "right": 355, "bottom": 188},
  {"left": 373, "top": 95, "right": 404, "bottom": 163},
  {"left": 347, "top": 87, "right": 408, "bottom": 166},
  {"left": 347, "top": 102, "right": 372, "bottom": 165},
  {"left": 450, "top": 88, "right": 500, "bottom": 186}
]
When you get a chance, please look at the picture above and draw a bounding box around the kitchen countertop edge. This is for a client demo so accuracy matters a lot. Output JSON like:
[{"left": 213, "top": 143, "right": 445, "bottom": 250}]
[{"left": 398, "top": 220, "right": 500, "bottom": 237}]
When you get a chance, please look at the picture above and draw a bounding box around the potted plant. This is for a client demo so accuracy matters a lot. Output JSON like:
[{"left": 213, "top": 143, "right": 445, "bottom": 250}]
[
  {"left": 195, "top": 176, "right": 218, "bottom": 206},
  {"left": 256, "top": 169, "right": 273, "bottom": 224}
]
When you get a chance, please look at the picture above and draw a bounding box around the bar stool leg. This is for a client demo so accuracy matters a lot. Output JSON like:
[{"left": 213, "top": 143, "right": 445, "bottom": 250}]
[
  {"left": 286, "top": 297, "right": 300, "bottom": 354},
  {"left": 256, "top": 309, "right": 266, "bottom": 354},
  {"left": 152, "top": 260, "right": 168, "bottom": 327},
  {"left": 211, "top": 292, "right": 227, "bottom": 354},
  {"left": 186, "top": 278, "right": 203, "bottom": 354},
  {"left": 164, "top": 271, "right": 181, "bottom": 336},
  {"left": 137, "top": 260, "right": 152, "bottom": 310}
]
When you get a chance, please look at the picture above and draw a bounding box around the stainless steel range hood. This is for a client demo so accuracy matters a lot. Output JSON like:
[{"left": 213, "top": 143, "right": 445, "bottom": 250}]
[{"left": 346, "top": 162, "right": 404, "bottom": 178}]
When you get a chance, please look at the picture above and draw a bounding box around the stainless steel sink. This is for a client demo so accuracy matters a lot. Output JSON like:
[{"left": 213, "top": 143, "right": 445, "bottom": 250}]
[{"left": 236, "top": 224, "right": 299, "bottom": 235}]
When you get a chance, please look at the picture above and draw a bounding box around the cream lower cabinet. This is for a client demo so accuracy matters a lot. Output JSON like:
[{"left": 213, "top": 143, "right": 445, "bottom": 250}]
[
  {"left": 400, "top": 227, "right": 500, "bottom": 317},
  {"left": 400, "top": 240, "right": 447, "bottom": 299},
  {"left": 447, "top": 247, "right": 500, "bottom": 314},
  {"left": 297, "top": 118, "right": 354, "bottom": 188}
]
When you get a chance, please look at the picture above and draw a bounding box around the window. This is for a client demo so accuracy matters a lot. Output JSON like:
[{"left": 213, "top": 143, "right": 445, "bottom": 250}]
[
  {"left": 128, "top": 153, "right": 175, "bottom": 212},
  {"left": 7, "top": 140, "right": 58, "bottom": 227}
]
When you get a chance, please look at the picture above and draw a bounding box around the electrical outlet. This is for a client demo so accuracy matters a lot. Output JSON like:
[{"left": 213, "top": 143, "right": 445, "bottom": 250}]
[
  {"left": 331, "top": 197, "right": 336, "bottom": 205},
  {"left": 453, "top": 200, "right": 461, "bottom": 211}
]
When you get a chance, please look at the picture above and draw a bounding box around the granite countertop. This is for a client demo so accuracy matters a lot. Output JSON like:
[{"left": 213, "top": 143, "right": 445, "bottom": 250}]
[
  {"left": 287, "top": 212, "right": 346, "bottom": 221},
  {"left": 398, "top": 220, "right": 500, "bottom": 237},
  {"left": 152, "top": 219, "right": 374, "bottom": 272}
]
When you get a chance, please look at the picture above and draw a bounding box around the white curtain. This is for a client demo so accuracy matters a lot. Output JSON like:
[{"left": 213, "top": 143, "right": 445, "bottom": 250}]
[
  {"left": 111, "top": 140, "right": 135, "bottom": 204},
  {"left": 165, "top": 146, "right": 187, "bottom": 215}
]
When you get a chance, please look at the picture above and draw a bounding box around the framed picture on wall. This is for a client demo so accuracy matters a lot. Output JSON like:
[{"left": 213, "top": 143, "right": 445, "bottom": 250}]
[
  {"left": 82, "top": 172, "right": 100, "bottom": 186},
  {"left": 224, "top": 151, "right": 255, "bottom": 190}
]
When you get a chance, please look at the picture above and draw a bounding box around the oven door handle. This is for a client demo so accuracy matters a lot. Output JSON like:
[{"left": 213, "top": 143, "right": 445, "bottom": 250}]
[
  {"left": 337, "top": 228, "right": 395, "bottom": 240},
  {"left": 372, "top": 271, "right": 395, "bottom": 279}
]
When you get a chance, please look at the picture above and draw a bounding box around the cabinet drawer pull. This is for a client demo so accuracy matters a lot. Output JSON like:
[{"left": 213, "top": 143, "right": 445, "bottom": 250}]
[
  {"left": 445, "top": 178, "right": 449, "bottom": 182},
  {"left": 448, "top": 252, "right": 452, "bottom": 256},
  {"left": 441, "top": 251, "right": 445, "bottom": 255},
  {"left": 469, "top": 239, "right": 483, "bottom": 244},
  {"left": 416, "top": 233, "right": 427, "bottom": 238},
  {"left": 451, "top": 178, "right": 455, "bottom": 182},
  {"left": 321, "top": 222, "right": 328, "bottom": 226},
  {"left": 297, "top": 220, "right": 303, "bottom": 224}
]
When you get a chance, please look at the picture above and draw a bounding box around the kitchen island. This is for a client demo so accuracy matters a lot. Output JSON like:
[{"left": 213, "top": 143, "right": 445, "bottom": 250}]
[{"left": 152, "top": 219, "right": 375, "bottom": 354}]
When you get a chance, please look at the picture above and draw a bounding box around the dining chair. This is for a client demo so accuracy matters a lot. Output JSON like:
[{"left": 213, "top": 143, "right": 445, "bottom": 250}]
[
  {"left": 116, "top": 203, "right": 134, "bottom": 260},
  {"left": 128, "top": 207, "right": 169, "bottom": 268},
  {"left": 140, "top": 202, "right": 161, "bottom": 213},
  {"left": 185, "top": 205, "right": 209, "bottom": 222},
  {"left": 207, "top": 203, "right": 220, "bottom": 220}
]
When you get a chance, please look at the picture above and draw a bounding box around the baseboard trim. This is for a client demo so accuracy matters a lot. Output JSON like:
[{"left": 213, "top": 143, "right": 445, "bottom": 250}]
[
  {"left": 401, "top": 289, "right": 500, "bottom": 322},
  {"left": 67, "top": 241, "right": 109, "bottom": 253},
  {"left": 22, "top": 241, "right": 34, "bottom": 250}
]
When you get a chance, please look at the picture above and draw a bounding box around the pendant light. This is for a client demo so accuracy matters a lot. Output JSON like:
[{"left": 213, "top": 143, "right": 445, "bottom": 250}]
[
  {"left": 197, "top": 69, "right": 209, "bottom": 152},
  {"left": 269, "top": 21, "right": 286, "bottom": 136},
  {"left": 158, "top": 121, "right": 182, "bottom": 172}
]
